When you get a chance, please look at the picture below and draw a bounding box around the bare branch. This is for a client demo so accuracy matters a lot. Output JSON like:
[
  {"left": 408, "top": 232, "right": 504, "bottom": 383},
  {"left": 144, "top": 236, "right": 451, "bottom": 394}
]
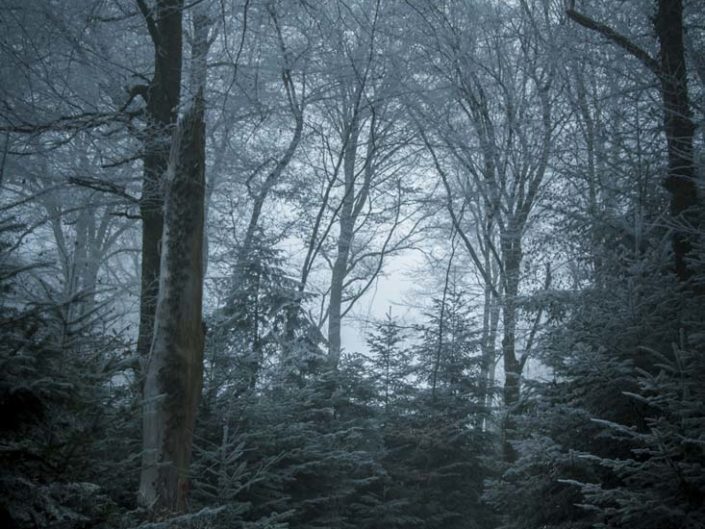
[
  {"left": 416, "top": 124, "right": 501, "bottom": 300},
  {"left": 0, "top": 110, "right": 139, "bottom": 136},
  {"left": 519, "top": 262, "right": 552, "bottom": 372},
  {"left": 565, "top": 4, "right": 660, "bottom": 76},
  {"left": 136, "top": 0, "right": 160, "bottom": 45},
  {"left": 68, "top": 176, "right": 139, "bottom": 204}
]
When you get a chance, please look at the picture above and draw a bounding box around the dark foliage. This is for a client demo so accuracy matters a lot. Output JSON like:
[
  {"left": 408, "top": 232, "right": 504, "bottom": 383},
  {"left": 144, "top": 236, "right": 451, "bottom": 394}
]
[{"left": 0, "top": 220, "right": 135, "bottom": 528}]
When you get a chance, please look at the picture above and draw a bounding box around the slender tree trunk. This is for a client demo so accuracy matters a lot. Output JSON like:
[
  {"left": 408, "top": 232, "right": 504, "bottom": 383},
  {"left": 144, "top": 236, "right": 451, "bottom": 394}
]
[
  {"left": 327, "top": 213, "right": 353, "bottom": 367},
  {"left": 573, "top": 66, "right": 607, "bottom": 282},
  {"left": 327, "top": 122, "right": 360, "bottom": 367},
  {"left": 139, "top": 9, "right": 208, "bottom": 513},
  {"left": 137, "top": 0, "right": 184, "bottom": 362},
  {"left": 501, "top": 233, "right": 522, "bottom": 408},
  {"left": 239, "top": 51, "right": 304, "bottom": 360},
  {"left": 487, "top": 286, "right": 500, "bottom": 403},
  {"left": 477, "top": 267, "right": 499, "bottom": 429},
  {"left": 240, "top": 108, "right": 303, "bottom": 262},
  {"left": 73, "top": 206, "right": 102, "bottom": 323},
  {"left": 500, "top": 229, "right": 522, "bottom": 461},
  {"left": 433, "top": 239, "right": 455, "bottom": 403}
]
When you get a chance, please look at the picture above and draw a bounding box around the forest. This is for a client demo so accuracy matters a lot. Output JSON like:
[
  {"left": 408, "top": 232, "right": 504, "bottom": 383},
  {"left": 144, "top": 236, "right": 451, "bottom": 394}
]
[{"left": 1, "top": 0, "right": 704, "bottom": 527}]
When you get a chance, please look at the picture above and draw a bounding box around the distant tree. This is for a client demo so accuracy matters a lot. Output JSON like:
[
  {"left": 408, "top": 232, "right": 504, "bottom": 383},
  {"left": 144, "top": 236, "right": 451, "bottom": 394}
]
[
  {"left": 407, "top": 0, "right": 556, "bottom": 460},
  {"left": 283, "top": 0, "right": 423, "bottom": 367},
  {"left": 364, "top": 309, "right": 414, "bottom": 413},
  {"left": 416, "top": 277, "right": 481, "bottom": 405},
  {"left": 377, "top": 288, "right": 495, "bottom": 529}
]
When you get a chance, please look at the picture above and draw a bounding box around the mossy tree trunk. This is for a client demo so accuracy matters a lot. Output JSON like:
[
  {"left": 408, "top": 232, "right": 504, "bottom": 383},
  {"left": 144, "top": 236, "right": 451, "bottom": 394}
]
[
  {"left": 137, "top": 0, "right": 184, "bottom": 363},
  {"left": 138, "top": 9, "right": 209, "bottom": 513}
]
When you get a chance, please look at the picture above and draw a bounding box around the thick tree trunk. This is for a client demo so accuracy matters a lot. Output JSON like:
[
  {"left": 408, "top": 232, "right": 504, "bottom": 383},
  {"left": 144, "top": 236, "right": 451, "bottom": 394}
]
[
  {"left": 654, "top": 0, "right": 698, "bottom": 282},
  {"left": 138, "top": 10, "right": 209, "bottom": 512},
  {"left": 138, "top": 9, "right": 209, "bottom": 506},
  {"left": 137, "top": 0, "right": 183, "bottom": 362},
  {"left": 139, "top": 92, "right": 206, "bottom": 512}
]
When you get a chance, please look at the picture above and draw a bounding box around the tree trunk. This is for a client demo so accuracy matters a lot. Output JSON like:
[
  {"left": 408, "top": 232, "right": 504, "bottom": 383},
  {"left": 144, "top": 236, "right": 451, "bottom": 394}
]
[
  {"left": 477, "top": 266, "right": 499, "bottom": 430},
  {"left": 139, "top": 95, "right": 206, "bottom": 512},
  {"left": 137, "top": 0, "right": 183, "bottom": 362},
  {"left": 501, "top": 233, "right": 522, "bottom": 408},
  {"left": 500, "top": 230, "right": 522, "bottom": 461},
  {"left": 327, "top": 207, "right": 353, "bottom": 367},
  {"left": 487, "top": 289, "right": 500, "bottom": 405},
  {"left": 654, "top": 0, "right": 698, "bottom": 282},
  {"left": 327, "top": 121, "right": 360, "bottom": 367},
  {"left": 139, "top": 8, "right": 208, "bottom": 509},
  {"left": 433, "top": 240, "right": 455, "bottom": 403}
]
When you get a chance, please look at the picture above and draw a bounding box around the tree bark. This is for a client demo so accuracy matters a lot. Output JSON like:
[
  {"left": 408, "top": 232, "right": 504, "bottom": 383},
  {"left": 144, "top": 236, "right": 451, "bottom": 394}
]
[
  {"left": 327, "top": 118, "right": 361, "bottom": 367},
  {"left": 500, "top": 228, "right": 522, "bottom": 461},
  {"left": 139, "top": 95, "right": 206, "bottom": 513},
  {"left": 477, "top": 259, "right": 499, "bottom": 430},
  {"left": 138, "top": 9, "right": 208, "bottom": 511},
  {"left": 137, "top": 0, "right": 184, "bottom": 362},
  {"left": 432, "top": 236, "right": 455, "bottom": 403},
  {"left": 500, "top": 232, "right": 522, "bottom": 408},
  {"left": 653, "top": 0, "right": 697, "bottom": 282}
]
